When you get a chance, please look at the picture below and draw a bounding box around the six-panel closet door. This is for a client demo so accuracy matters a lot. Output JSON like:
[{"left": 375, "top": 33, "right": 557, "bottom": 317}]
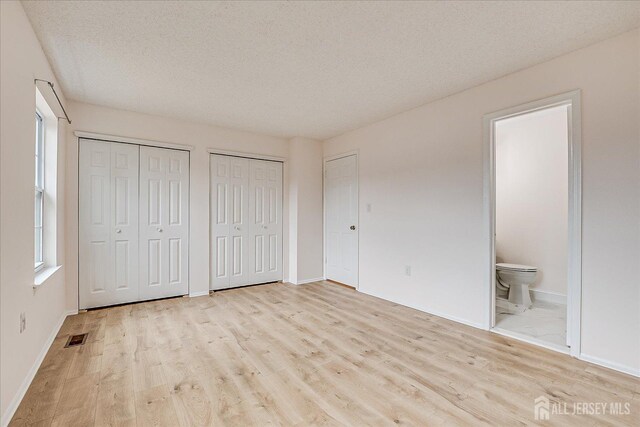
[
  {"left": 79, "top": 140, "right": 190, "bottom": 309},
  {"left": 139, "top": 146, "right": 190, "bottom": 300},
  {"left": 79, "top": 140, "right": 140, "bottom": 309},
  {"left": 210, "top": 154, "right": 283, "bottom": 290},
  {"left": 210, "top": 155, "right": 250, "bottom": 289},
  {"left": 248, "top": 159, "right": 283, "bottom": 284}
]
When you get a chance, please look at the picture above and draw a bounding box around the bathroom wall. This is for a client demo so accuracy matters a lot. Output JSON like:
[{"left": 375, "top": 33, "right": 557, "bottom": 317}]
[{"left": 495, "top": 106, "right": 568, "bottom": 298}]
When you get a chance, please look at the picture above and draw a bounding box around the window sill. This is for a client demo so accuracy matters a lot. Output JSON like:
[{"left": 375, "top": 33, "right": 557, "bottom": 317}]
[{"left": 34, "top": 265, "right": 62, "bottom": 288}]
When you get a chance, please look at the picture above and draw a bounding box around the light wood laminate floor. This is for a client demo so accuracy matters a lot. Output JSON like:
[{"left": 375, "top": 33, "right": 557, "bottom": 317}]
[{"left": 10, "top": 281, "right": 639, "bottom": 426}]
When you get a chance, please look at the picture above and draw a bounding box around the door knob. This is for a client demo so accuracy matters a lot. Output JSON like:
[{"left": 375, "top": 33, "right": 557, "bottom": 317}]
[
  {"left": 350, "top": 225, "right": 356, "bottom": 230},
  {"left": 115, "top": 229, "right": 122, "bottom": 234},
  {"left": 234, "top": 226, "right": 241, "bottom": 231},
  {"left": 262, "top": 225, "right": 267, "bottom": 229},
  {"left": 157, "top": 228, "right": 163, "bottom": 232}
]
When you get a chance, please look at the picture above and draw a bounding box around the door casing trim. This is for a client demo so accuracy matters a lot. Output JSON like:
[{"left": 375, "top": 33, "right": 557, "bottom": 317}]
[{"left": 482, "top": 90, "right": 582, "bottom": 358}]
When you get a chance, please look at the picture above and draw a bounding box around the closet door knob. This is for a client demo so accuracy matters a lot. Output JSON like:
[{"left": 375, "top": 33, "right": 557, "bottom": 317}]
[
  {"left": 262, "top": 225, "right": 267, "bottom": 229},
  {"left": 350, "top": 225, "right": 356, "bottom": 230},
  {"left": 115, "top": 229, "right": 122, "bottom": 234},
  {"left": 157, "top": 228, "right": 163, "bottom": 232}
]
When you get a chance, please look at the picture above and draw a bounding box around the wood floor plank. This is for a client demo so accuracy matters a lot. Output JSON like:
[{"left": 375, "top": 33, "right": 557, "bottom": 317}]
[
  {"left": 10, "top": 282, "right": 640, "bottom": 426},
  {"left": 135, "top": 385, "right": 180, "bottom": 427},
  {"left": 8, "top": 369, "right": 67, "bottom": 425},
  {"left": 50, "top": 372, "right": 100, "bottom": 427},
  {"left": 94, "top": 369, "right": 136, "bottom": 427}
]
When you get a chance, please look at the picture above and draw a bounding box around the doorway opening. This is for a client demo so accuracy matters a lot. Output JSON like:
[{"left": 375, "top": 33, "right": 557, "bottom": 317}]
[{"left": 484, "top": 91, "right": 582, "bottom": 357}]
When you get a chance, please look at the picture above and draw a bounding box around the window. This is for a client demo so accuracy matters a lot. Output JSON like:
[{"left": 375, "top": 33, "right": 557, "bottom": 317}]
[
  {"left": 33, "top": 87, "right": 60, "bottom": 283},
  {"left": 35, "top": 111, "right": 44, "bottom": 271}
]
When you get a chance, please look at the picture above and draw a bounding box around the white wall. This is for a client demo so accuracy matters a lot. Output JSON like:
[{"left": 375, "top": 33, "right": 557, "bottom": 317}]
[
  {"left": 288, "top": 137, "right": 324, "bottom": 284},
  {"left": 0, "top": 1, "right": 69, "bottom": 422},
  {"left": 324, "top": 29, "right": 640, "bottom": 374},
  {"left": 495, "top": 106, "right": 568, "bottom": 296},
  {"left": 65, "top": 102, "right": 291, "bottom": 304}
]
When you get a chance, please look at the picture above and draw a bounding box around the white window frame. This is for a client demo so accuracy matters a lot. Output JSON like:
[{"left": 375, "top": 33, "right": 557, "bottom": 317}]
[{"left": 35, "top": 110, "right": 45, "bottom": 272}]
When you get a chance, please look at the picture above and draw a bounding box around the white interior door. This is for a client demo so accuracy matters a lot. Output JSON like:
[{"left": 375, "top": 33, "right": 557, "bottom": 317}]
[
  {"left": 325, "top": 155, "right": 358, "bottom": 287},
  {"left": 210, "top": 154, "right": 283, "bottom": 290},
  {"left": 228, "top": 156, "right": 250, "bottom": 287},
  {"left": 210, "top": 154, "right": 231, "bottom": 289},
  {"left": 249, "top": 159, "right": 283, "bottom": 284},
  {"left": 210, "top": 154, "right": 250, "bottom": 289},
  {"left": 139, "top": 146, "right": 189, "bottom": 300},
  {"left": 79, "top": 140, "right": 139, "bottom": 309}
]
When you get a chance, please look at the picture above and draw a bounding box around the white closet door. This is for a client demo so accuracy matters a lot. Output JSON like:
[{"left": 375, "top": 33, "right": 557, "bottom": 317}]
[
  {"left": 110, "top": 143, "right": 140, "bottom": 302},
  {"left": 249, "top": 159, "right": 283, "bottom": 284},
  {"left": 210, "top": 154, "right": 231, "bottom": 289},
  {"left": 211, "top": 154, "right": 251, "bottom": 289},
  {"left": 210, "top": 155, "right": 283, "bottom": 290},
  {"left": 139, "top": 146, "right": 189, "bottom": 300},
  {"left": 228, "top": 157, "right": 250, "bottom": 287},
  {"left": 79, "top": 140, "right": 139, "bottom": 309},
  {"left": 325, "top": 155, "right": 358, "bottom": 287}
]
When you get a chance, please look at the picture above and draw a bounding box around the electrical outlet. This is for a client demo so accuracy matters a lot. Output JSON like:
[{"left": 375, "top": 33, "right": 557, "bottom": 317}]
[
  {"left": 19, "top": 312, "right": 26, "bottom": 333},
  {"left": 405, "top": 265, "right": 412, "bottom": 276}
]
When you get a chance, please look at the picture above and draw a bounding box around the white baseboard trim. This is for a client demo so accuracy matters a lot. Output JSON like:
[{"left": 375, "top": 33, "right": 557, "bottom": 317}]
[
  {"left": 531, "top": 289, "right": 566, "bottom": 305},
  {"left": 189, "top": 290, "right": 211, "bottom": 298},
  {"left": 413, "top": 306, "right": 485, "bottom": 330},
  {"left": 295, "top": 277, "right": 325, "bottom": 285},
  {"left": 2, "top": 309, "right": 73, "bottom": 427},
  {"left": 579, "top": 353, "right": 640, "bottom": 378},
  {"left": 357, "top": 288, "right": 485, "bottom": 330}
]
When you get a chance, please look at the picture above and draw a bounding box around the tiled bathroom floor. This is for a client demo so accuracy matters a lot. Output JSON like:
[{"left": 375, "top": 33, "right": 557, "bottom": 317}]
[{"left": 495, "top": 299, "right": 567, "bottom": 349}]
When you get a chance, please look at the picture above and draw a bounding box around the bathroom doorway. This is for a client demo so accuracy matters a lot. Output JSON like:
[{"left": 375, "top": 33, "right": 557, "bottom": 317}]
[{"left": 484, "top": 91, "right": 582, "bottom": 357}]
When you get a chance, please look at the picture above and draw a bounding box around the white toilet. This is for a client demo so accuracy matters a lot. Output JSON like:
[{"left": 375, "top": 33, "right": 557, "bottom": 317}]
[{"left": 496, "top": 263, "right": 537, "bottom": 308}]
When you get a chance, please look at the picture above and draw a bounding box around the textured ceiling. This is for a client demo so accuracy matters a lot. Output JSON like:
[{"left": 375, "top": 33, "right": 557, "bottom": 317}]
[{"left": 22, "top": 1, "right": 640, "bottom": 139}]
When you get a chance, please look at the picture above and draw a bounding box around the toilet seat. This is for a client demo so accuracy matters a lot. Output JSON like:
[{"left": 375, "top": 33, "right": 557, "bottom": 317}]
[{"left": 496, "top": 263, "right": 537, "bottom": 272}]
